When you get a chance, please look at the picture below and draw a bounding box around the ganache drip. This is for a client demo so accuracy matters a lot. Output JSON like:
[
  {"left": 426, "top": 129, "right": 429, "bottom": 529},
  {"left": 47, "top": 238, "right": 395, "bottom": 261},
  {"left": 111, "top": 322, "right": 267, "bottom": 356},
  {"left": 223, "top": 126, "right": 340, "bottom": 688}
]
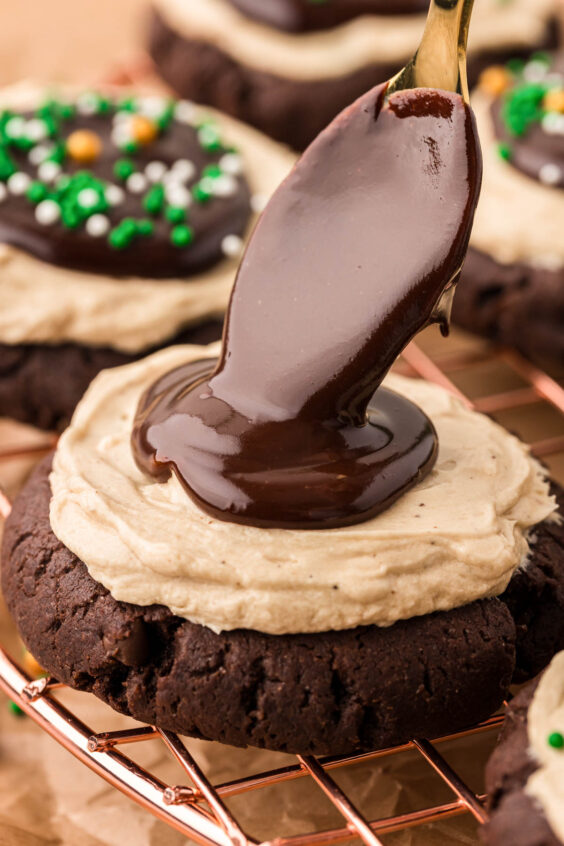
[{"left": 132, "top": 82, "right": 482, "bottom": 529}]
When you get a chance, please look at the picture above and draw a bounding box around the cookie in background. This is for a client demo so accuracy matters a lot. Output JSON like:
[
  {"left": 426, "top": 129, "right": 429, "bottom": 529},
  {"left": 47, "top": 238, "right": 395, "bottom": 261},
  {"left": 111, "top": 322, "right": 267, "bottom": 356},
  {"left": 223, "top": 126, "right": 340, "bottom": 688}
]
[
  {"left": 453, "top": 52, "right": 564, "bottom": 366},
  {"left": 0, "top": 85, "right": 294, "bottom": 430},
  {"left": 147, "top": 0, "right": 561, "bottom": 150}
]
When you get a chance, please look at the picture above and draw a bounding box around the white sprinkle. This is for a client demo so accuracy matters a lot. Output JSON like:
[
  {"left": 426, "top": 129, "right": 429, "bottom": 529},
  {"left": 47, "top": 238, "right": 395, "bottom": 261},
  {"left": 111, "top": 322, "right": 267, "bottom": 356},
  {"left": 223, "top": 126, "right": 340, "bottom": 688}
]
[
  {"left": 523, "top": 60, "right": 549, "bottom": 83},
  {"left": 28, "top": 143, "right": 53, "bottom": 165},
  {"left": 251, "top": 193, "right": 268, "bottom": 214},
  {"left": 77, "top": 187, "right": 100, "bottom": 209},
  {"left": 221, "top": 234, "right": 243, "bottom": 258},
  {"left": 113, "top": 110, "right": 131, "bottom": 124},
  {"left": 7, "top": 172, "right": 31, "bottom": 195},
  {"left": 86, "top": 213, "right": 110, "bottom": 237},
  {"left": 4, "top": 116, "right": 25, "bottom": 139},
  {"left": 35, "top": 199, "right": 60, "bottom": 225},
  {"left": 174, "top": 100, "right": 197, "bottom": 125},
  {"left": 0, "top": 183, "right": 7, "bottom": 202},
  {"left": 542, "top": 112, "right": 564, "bottom": 136},
  {"left": 26, "top": 118, "right": 48, "bottom": 143},
  {"left": 105, "top": 184, "right": 125, "bottom": 206},
  {"left": 127, "top": 172, "right": 148, "bottom": 193},
  {"left": 111, "top": 122, "right": 132, "bottom": 148},
  {"left": 211, "top": 174, "right": 237, "bottom": 197},
  {"left": 219, "top": 153, "right": 243, "bottom": 176},
  {"left": 539, "top": 163, "right": 561, "bottom": 185},
  {"left": 145, "top": 161, "right": 167, "bottom": 183},
  {"left": 38, "top": 161, "right": 61, "bottom": 183},
  {"left": 77, "top": 92, "right": 99, "bottom": 115},
  {"left": 138, "top": 96, "right": 167, "bottom": 119},
  {"left": 165, "top": 184, "right": 191, "bottom": 208},
  {"left": 170, "top": 159, "right": 196, "bottom": 182}
]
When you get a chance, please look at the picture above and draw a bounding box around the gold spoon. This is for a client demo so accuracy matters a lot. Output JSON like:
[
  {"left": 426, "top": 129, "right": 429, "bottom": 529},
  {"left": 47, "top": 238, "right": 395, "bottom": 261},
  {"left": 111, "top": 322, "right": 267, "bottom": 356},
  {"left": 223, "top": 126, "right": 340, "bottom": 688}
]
[
  {"left": 387, "top": 0, "right": 475, "bottom": 102},
  {"left": 386, "top": 0, "right": 478, "bottom": 329}
]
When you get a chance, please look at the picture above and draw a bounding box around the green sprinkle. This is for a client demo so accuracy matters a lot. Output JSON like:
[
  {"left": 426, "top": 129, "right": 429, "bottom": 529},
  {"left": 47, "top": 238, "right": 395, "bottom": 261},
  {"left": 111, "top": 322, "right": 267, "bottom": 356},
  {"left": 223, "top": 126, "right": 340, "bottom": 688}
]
[
  {"left": 170, "top": 224, "right": 194, "bottom": 247},
  {"left": 114, "top": 158, "right": 135, "bottom": 181},
  {"left": 143, "top": 184, "right": 165, "bottom": 216},
  {"left": 118, "top": 96, "right": 136, "bottom": 113},
  {"left": 121, "top": 140, "right": 139, "bottom": 155},
  {"left": 156, "top": 100, "right": 175, "bottom": 131},
  {"left": 192, "top": 181, "right": 212, "bottom": 204},
  {"left": 506, "top": 57, "right": 525, "bottom": 76},
  {"left": 502, "top": 82, "right": 548, "bottom": 136},
  {"left": 48, "top": 142, "right": 66, "bottom": 164},
  {"left": 198, "top": 124, "right": 222, "bottom": 153},
  {"left": 60, "top": 203, "right": 81, "bottom": 229},
  {"left": 59, "top": 103, "right": 75, "bottom": 120},
  {"left": 165, "top": 205, "right": 186, "bottom": 224},
  {"left": 531, "top": 51, "right": 551, "bottom": 67},
  {"left": 548, "top": 731, "right": 564, "bottom": 749},
  {"left": 0, "top": 149, "right": 16, "bottom": 181},
  {"left": 8, "top": 701, "right": 24, "bottom": 717},
  {"left": 202, "top": 163, "right": 222, "bottom": 179},
  {"left": 109, "top": 225, "right": 132, "bottom": 250},
  {"left": 136, "top": 218, "right": 155, "bottom": 237},
  {"left": 497, "top": 142, "right": 512, "bottom": 161},
  {"left": 27, "top": 181, "right": 48, "bottom": 204}
]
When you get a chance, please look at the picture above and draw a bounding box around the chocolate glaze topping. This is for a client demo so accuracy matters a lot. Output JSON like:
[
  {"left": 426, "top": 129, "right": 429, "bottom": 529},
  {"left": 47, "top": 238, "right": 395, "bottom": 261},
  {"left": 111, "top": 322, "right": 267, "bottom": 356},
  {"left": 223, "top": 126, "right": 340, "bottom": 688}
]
[
  {"left": 133, "top": 83, "right": 482, "bottom": 529},
  {"left": 0, "top": 95, "right": 251, "bottom": 277},
  {"left": 228, "top": 0, "right": 428, "bottom": 32}
]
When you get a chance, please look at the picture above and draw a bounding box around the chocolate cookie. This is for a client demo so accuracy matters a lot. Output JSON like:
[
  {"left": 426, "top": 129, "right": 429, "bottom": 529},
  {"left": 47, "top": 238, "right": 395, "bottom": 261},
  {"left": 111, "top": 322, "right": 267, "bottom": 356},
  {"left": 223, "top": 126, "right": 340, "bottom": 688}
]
[
  {"left": 453, "top": 247, "right": 564, "bottom": 365},
  {"left": 482, "top": 681, "right": 560, "bottom": 846},
  {"left": 2, "top": 458, "right": 564, "bottom": 756},
  {"left": 0, "top": 320, "right": 222, "bottom": 432},
  {"left": 0, "top": 92, "right": 251, "bottom": 276},
  {"left": 453, "top": 53, "right": 564, "bottom": 364},
  {"left": 147, "top": 3, "right": 559, "bottom": 150}
]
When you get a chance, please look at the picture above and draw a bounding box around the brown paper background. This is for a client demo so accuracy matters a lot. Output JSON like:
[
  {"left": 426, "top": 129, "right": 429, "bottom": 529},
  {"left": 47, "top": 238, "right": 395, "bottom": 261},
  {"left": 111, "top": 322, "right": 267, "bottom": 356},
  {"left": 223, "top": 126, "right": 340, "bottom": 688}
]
[{"left": 0, "top": 0, "right": 563, "bottom": 841}]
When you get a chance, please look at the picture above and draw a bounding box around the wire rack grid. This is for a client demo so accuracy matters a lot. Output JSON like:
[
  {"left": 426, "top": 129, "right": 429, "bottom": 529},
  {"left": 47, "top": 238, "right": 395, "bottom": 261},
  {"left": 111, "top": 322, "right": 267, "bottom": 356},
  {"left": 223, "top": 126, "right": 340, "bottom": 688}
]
[
  {"left": 1, "top": 334, "right": 564, "bottom": 846},
  {"left": 1, "top": 56, "right": 564, "bottom": 846}
]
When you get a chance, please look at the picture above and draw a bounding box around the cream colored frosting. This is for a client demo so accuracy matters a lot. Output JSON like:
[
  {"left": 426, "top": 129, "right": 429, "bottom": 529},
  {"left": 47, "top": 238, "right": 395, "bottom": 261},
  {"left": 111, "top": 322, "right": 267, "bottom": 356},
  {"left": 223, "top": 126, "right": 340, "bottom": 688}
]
[
  {"left": 49, "top": 343, "right": 556, "bottom": 635},
  {"left": 470, "top": 90, "right": 564, "bottom": 269},
  {"left": 153, "top": 0, "right": 558, "bottom": 82},
  {"left": 0, "top": 83, "right": 295, "bottom": 353},
  {"left": 526, "top": 651, "right": 564, "bottom": 842}
]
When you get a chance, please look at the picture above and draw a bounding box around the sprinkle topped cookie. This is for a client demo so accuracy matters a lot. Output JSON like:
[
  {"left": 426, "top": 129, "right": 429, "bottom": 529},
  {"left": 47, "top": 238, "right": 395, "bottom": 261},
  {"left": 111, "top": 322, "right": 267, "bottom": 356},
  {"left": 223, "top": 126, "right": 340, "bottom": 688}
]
[
  {"left": 479, "top": 52, "right": 564, "bottom": 188},
  {"left": 0, "top": 91, "right": 252, "bottom": 276}
]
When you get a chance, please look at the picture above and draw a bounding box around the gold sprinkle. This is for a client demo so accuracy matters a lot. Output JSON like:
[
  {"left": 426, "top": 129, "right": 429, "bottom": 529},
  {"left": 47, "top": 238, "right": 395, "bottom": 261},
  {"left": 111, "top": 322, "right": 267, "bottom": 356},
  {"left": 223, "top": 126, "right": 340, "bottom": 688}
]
[
  {"left": 130, "top": 115, "right": 158, "bottom": 145},
  {"left": 478, "top": 66, "right": 512, "bottom": 97},
  {"left": 66, "top": 129, "right": 102, "bottom": 163},
  {"left": 544, "top": 89, "right": 564, "bottom": 114}
]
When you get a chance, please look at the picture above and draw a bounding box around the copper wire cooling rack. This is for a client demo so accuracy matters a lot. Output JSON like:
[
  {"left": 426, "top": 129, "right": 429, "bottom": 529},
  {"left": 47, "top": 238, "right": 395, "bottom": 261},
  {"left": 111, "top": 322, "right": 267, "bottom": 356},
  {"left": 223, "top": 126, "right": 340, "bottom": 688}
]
[{"left": 1, "top": 334, "right": 564, "bottom": 845}]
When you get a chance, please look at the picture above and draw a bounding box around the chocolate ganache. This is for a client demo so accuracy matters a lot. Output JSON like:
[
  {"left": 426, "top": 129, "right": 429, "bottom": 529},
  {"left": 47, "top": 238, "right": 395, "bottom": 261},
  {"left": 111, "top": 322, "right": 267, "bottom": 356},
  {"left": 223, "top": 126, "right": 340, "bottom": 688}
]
[
  {"left": 228, "top": 0, "right": 429, "bottom": 33},
  {"left": 0, "top": 93, "right": 251, "bottom": 277},
  {"left": 132, "top": 83, "right": 482, "bottom": 529}
]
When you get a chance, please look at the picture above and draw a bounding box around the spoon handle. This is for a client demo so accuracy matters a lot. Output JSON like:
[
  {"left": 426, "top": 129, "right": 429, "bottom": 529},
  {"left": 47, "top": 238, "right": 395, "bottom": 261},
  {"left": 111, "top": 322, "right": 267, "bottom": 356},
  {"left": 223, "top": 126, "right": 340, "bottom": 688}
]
[{"left": 387, "top": 0, "right": 475, "bottom": 101}]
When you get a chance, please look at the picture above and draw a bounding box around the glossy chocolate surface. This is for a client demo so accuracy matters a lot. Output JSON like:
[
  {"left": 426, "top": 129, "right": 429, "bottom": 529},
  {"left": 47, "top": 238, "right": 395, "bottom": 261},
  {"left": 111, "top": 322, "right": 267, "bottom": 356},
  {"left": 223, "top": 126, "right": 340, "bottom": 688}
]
[
  {"left": 228, "top": 0, "right": 428, "bottom": 32},
  {"left": 0, "top": 100, "right": 251, "bottom": 277},
  {"left": 133, "top": 84, "right": 482, "bottom": 528}
]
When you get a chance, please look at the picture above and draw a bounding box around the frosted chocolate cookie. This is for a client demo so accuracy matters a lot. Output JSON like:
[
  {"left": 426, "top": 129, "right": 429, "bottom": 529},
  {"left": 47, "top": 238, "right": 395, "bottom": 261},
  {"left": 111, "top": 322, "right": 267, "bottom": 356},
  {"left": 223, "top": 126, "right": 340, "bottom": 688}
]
[
  {"left": 147, "top": 0, "right": 559, "bottom": 150},
  {"left": 0, "top": 84, "right": 293, "bottom": 430},
  {"left": 453, "top": 53, "right": 564, "bottom": 364},
  {"left": 483, "top": 651, "right": 564, "bottom": 846},
  {"left": 2, "top": 74, "right": 563, "bottom": 756}
]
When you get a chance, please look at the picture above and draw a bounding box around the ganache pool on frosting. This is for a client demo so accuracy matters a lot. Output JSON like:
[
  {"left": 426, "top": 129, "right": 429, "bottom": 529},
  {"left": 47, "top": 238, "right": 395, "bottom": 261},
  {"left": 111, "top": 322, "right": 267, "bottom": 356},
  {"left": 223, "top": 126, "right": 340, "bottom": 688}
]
[{"left": 132, "top": 83, "right": 482, "bottom": 530}]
